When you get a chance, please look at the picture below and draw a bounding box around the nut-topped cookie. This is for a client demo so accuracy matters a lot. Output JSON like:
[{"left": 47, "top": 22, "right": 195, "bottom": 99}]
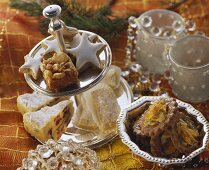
[{"left": 40, "top": 52, "right": 79, "bottom": 91}]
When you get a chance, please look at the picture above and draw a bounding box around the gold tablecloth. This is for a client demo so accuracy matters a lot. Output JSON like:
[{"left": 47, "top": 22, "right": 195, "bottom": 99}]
[{"left": 0, "top": 0, "right": 209, "bottom": 169}]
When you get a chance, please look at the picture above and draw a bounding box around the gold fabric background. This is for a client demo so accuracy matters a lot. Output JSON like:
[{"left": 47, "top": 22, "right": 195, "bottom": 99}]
[{"left": 0, "top": 0, "right": 209, "bottom": 169}]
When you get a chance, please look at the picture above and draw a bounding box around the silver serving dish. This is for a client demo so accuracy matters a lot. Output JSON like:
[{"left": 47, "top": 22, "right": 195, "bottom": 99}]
[
  {"left": 24, "top": 30, "right": 112, "bottom": 97},
  {"left": 117, "top": 96, "right": 209, "bottom": 165},
  {"left": 23, "top": 27, "right": 134, "bottom": 147},
  {"left": 22, "top": 4, "right": 133, "bottom": 149}
]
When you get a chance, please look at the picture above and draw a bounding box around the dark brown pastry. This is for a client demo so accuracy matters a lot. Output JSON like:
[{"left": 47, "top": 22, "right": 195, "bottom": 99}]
[
  {"left": 150, "top": 130, "right": 178, "bottom": 157},
  {"left": 170, "top": 112, "right": 200, "bottom": 155},
  {"left": 150, "top": 110, "right": 181, "bottom": 158},
  {"left": 40, "top": 52, "right": 79, "bottom": 91},
  {"left": 127, "top": 99, "right": 204, "bottom": 158},
  {"left": 133, "top": 99, "right": 177, "bottom": 137},
  {"left": 126, "top": 102, "right": 150, "bottom": 132}
]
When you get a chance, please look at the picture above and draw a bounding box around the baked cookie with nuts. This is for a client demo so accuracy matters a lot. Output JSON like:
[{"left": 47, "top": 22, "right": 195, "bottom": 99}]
[{"left": 40, "top": 52, "right": 79, "bottom": 91}]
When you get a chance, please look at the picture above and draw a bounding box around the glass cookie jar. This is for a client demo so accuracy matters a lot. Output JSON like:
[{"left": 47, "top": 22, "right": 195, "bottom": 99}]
[{"left": 136, "top": 9, "right": 185, "bottom": 74}]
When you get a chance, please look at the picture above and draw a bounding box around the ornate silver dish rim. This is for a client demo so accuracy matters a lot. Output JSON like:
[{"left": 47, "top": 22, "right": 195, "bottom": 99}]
[
  {"left": 117, "top": 96, "right": 209, "bottom": 165},
  {"left": 24, "top": 29, "right": 112, "bottom": 97}
]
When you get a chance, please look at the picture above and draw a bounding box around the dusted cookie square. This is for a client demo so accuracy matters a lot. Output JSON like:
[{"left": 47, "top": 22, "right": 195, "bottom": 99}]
[{"left": 40, "top": 52, "right": 79, "bottom": 91}]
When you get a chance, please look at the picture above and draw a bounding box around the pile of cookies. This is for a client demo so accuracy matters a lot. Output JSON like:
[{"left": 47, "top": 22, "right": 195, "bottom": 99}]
[
  {"left": 126, "top": 99, "right": 204, "bottom": 158},
  {"left": 19, "top": 26, "right": 106, "bottom": 91}
]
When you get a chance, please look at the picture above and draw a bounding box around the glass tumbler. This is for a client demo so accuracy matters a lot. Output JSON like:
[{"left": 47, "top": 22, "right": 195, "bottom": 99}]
[
  {"left": 136, "top": 9, "right": 185, "bottom": 74},
  {"left": 168, "top": 35, "right": 209, "bottom": 102}
]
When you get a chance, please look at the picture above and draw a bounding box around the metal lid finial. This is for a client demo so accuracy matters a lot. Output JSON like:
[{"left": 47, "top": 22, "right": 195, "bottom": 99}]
[
  {"left": 43, "top": 5, "right": 66, "bottom": 52},
  {"left": 43, "top": 5, "right": 61, "bottom": 18}
]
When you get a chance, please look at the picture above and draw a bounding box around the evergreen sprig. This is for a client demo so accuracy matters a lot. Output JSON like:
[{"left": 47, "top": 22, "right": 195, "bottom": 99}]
[
  {"left": 10, "top": 0, "right": 127, "bottom": 41},
  {"left": 10, "top": 0, "right": 42, "bottom": 16},
  {"left": 10, "top": 0, "right": 187, "bottom": 40}
]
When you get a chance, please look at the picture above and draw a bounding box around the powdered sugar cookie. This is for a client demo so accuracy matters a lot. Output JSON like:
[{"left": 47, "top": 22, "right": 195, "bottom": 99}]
[
  {"left": 70, "top": 32, "right": 98, "bottom": 48},
  {"left": 19, "top": 54, "right": 41, "bottom": 79},
  {"left": 67, "top": 32, "right": 106, "bottom": 72},
  {"left": 41, "top": 38, "right": 61, "bottom": 54}
]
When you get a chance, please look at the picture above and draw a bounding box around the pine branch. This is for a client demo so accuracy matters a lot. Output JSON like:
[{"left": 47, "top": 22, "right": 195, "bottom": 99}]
[
  {"left": 10, "top": 0, "right": 187, "bottom": 41},
  {"left": 167, "top": 0, "right": 188, "bottom": 10},
  {"left": 10, "top": 0, "right": 42, "bottom": 16},
  {"left": 10, "top": 0, "right": 127, "bottom": 40}
]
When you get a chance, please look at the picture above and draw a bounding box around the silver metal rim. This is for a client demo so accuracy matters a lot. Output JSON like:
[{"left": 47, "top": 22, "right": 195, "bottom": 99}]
[{"left": 117, "top": 96, "right": 209, "bottom": 165}]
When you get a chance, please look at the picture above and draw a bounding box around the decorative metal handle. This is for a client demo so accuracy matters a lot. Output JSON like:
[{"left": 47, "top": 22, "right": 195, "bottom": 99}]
[{"left": 43, "top": 5, "right": 66, "bottom": 52}]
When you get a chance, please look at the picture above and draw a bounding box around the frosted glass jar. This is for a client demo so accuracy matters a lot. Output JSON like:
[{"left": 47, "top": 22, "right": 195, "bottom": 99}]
[
  {"left": 136, "top": 9, "right": 185, "bottom": 74},
  {"left": 168, "top": 35, "right": 209, "bottom": 102}
]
